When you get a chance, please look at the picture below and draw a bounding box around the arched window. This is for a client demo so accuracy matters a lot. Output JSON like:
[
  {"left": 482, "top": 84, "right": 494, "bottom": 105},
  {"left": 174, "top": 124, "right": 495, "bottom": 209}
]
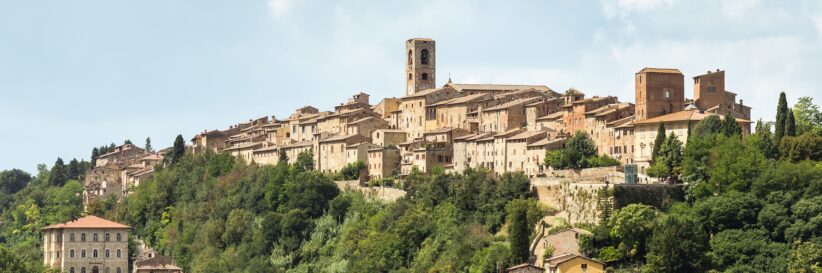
[
  {"left": 407, "top": 50, "right": 413, "bottom": 65},
  {"left": 116, "top": 249, "right": 122, "bottom": 258},
  {"left": 105, "top": 249, "right": 110, "bottom": 258},
  {"left": 70, "top": 249, "right": 75, "bottom": 258},
  {"left": 93, "top": 233, "right": 98, "bottom": 242},
  {"left": 70, "top": 268, "right": 75, "bottom": 273},
  {"left": 421, "top": 73, "right": 428, "bottom": 80},
  {"left": 93, "top": 249, "right": 98, "bottom": 258},
  {"left": 81, "top": 233, "right": 86, "bottom": 242},
  {"left": 92, "top": 266, "right": 99, "bottom": 273},
  {"left": 81, "top": 267, "right": 86, "bottom": 273},
  {"left": 105, "top": 268, "right": 110, "bottom": 273},
  {"left": 105, "top": 233, "right": 110, "bottom": 241},
  {"left": 70, "top": 233, "right": 75, "bottom": 242},
  {"left": 116, "top": 233, "right": 121, "bottom": 241},
  {"left": 408, "top": 73, "right": 412, "bottom": 80},
  {"left": 81, "top": 249, "right": 86, "bottom": 258},
  {"left": 116, "top": 268, "right": 121, "bottom": 273},
  {"left": 421, "top": 49, "right": 429, "bottom": 65}
]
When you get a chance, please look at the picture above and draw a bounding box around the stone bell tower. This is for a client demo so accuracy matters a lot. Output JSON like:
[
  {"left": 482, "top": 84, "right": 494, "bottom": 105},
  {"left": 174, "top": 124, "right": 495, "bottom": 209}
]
[{"left": 405, "top": 38, "right": 436, "bottom": 96}]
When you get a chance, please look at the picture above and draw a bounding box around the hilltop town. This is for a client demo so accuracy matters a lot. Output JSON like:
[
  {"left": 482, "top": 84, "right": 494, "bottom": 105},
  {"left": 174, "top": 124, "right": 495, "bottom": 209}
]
[{"left": 82, "top": 38, "right": 752, "bottom": 206}]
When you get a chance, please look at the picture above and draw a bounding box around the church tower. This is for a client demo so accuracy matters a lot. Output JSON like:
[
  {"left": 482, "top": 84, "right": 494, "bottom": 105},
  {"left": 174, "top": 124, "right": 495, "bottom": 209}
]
[{"left": 405, "top": 38, "right": 436, "bottom": 96}]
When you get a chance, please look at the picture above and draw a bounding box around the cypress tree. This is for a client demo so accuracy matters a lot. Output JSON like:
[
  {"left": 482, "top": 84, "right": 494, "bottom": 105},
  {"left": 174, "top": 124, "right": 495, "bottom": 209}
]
[
  {"left": 775, "top": 92, "right": 788, "bottom": 143},
  {"left": 91, "top": 147, "right": 99, "bottom": 166},
  {"left": 172, "top": 134, "right": 186, "bottom": 164},
  {"left": 786, "top": 108, "right": 797, "bottom": 137},
  {"left": 754, "top": 119, "right": 776, "bottom": 158},
  {"left": 67, "top": 158, "right": 80, "bottom": 180},
  {"left": 722, "top": 112, "right": 741, "bottom": 136},
  {"left": 145, "top": 137, "right": 153, "bottom": 153},
  {"left": 652, "top": 123, "right": 666, "bottom": 161},
  {"left": 48, "top": 158, "right": 67, "bottom": 186},
  {"left": 507, "top": 200, "right": 530, "bottom": 263}
]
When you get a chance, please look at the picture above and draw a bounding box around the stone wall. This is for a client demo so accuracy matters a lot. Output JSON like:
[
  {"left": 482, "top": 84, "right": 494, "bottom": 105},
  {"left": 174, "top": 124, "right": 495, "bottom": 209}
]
[
  {"left": 335, "top": 180, "right": 406, "bottom": 202},
  {"left": 532, "top": 179, "right": 611, "bottom": 225}
]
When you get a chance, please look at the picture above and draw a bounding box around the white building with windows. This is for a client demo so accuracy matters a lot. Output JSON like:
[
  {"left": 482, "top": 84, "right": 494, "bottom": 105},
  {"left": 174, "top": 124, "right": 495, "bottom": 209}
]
[{"left": 43, "top": 215, "right": 130, "bottom": 273}]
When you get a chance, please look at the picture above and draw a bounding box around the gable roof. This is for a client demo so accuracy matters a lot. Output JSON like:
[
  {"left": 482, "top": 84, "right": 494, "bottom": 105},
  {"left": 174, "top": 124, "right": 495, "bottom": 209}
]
[
  {"left": 44, "top": 215, "right": 130, "bottom": 230},
  {"left": 638, "top": 67, "right": 682, "bottom": 74},
  {"left": 633, "top": 110, "right": 752, "bottom": 125}
]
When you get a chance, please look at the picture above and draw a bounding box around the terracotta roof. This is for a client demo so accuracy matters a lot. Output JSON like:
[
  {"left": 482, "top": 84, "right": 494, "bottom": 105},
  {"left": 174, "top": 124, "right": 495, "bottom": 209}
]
[
  {"left": 494, "top": 128, "right": 522, "bottom": 138},
  {"left": 403, "top": 87, "right": 445, "bottom": 99},
  {"left": 506, "top": 263, "right": 545, "bottom": 271},
  {"left": 528, "top": 137, "right": 567, "bottom": 147},
  {"left": 545, "top": 254, "right": 604, "bottom": 267},
  {"left": 633, "top": 110, "right": 751, "bottom": 125},
  {"left": 44, "top": 215, "right": 130, "bottom": 230},
  {"left": 508, "top": 130, "right": 546, "bottom": 141},
  {"left": 536, "top": 111, "right": 564, "bottom": 121},
  {"left": 282, "top": 140, "right": 312, "bottom": 148},
  {"left": 447, "top": 83, "right": 553, "bottom": 93},
  {"left": 221, "top": 142, "right": 263, "bottom": 151},
  {"left": 638, "top": 67, "right": 682, "bottom": 74},
  {"left": 483, "top": 97, "right": 540, "bottom": 112}
]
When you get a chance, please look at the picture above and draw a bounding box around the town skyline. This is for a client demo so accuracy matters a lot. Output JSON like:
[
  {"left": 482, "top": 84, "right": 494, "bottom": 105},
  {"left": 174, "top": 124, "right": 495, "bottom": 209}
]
[{"left": 2, "top": 0, "right": 822, "bottom": 172}]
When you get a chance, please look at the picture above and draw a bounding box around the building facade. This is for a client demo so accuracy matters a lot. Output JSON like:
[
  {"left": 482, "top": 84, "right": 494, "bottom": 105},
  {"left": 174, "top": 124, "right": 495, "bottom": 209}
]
[{"left": 43, "top": 216, "right": 130, "bottom": 273}]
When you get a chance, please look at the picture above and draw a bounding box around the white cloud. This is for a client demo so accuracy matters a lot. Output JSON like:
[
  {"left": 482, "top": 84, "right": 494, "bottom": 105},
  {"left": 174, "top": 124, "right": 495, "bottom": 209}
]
[
  {"left": 722, "top": 0, "right": 761, "bottom": 18},
  {"left": 814, "top": 13, "right": 822, "bottom": 37},
  {"left": 602, "top": 0, "right": 675, "bottom": 18},
  {"left": 267, "top": 0, "right": 293, "bottom": 18}
]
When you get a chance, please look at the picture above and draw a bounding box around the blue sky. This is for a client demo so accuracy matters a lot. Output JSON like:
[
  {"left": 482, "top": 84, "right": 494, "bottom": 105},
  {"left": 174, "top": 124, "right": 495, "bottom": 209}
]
[{"left": 2, "top": 0, "right": 821, "bottom": 173}]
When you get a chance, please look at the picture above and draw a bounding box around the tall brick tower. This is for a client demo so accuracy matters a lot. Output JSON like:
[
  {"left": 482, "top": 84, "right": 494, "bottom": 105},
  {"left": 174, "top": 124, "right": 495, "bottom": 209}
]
[
  {"left": 635, "top": 68, "right": 685, "bottom": 120},
  {"left": 405, "top": 38, "right": 436, "bottom": 96}
]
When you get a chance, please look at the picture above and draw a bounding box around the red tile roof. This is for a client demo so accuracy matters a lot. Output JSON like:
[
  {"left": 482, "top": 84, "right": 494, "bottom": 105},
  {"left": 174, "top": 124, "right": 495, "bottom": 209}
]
[{"left": 44, "top": 215, "right": 130, "bottom": 230}]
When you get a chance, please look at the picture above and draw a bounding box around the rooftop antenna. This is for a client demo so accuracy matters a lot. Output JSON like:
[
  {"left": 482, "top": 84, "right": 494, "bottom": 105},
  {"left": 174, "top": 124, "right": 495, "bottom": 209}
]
[{"left": 447, "top": 72, "right": 452, "bottom": 83}]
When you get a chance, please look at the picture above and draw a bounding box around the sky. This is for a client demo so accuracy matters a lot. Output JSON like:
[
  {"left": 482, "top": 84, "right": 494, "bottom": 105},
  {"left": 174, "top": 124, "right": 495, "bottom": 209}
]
[{"left": 1, "top": 0, "right": 821, "bottom": 173}]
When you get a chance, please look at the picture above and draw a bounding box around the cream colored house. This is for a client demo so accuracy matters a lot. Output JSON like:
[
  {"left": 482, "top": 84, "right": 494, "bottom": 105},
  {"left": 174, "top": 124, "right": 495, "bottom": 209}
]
[
  {"left": 318, "top": 134, "right": 368, "bottom": 173},
  {"left": 43, "top": 216, "right": 130, "bottom": 273}
]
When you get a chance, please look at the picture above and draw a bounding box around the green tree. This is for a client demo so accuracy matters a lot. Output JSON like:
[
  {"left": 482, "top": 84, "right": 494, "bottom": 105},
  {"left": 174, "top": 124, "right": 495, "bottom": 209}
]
[
  {"left": 171, "top": 134, "right": 185, "bottom": 164},
  {"left": 506, "top": 199, "right": 531, "bottom": 264},
  {"left": 645, "top": 214, "right": 709, "bottom": 273},
  {"left": 778, "top": 133, "right": 822, "bottom": 162},
  {"left": 776, "top": 92, "right": 789, "bottom": 143},
  {"left": 293, "top": 151, "right": 314, "bottom": 172},
  {"left": 692, "top": 115, "right": 723, "bottom": 137},
  {"left": 793, "top": 96, "right": 822, "bottom": 135},
  {"left": 648, "top": 133, "right": 683, "bottom": 180},
  {"left": 789, "top": 241, "right": 822, "bottom": 273},
  {"left": 787, "top": 108, "right": 798, "bottom": 137},
  {"left": 709, "top": 229, "right": 789, "bottom": 272},
  {"left": 722, "top": 112, "right": 742, "bottom": 136},
  {"left": 0, "top": 244, "right": 32, "bottom": 273},
  {"left": 67, "top": 158, "right": 80, "bottom": 180},
  {"left": 47, "top": 158, "right": 66, "bottom": 187},
  {"left": 652, "top": 123, "right": 666, "bottom": 160},
  {"left": 607, "top": 204, "right": 658, "bottom": 260},
  {"left": 278, "top": 149, "right": 288, "bottom": 162},
  {"left": 0, "top": 169, "right": 31, "bottom": 195},
  {"left": 545, "top": 131, "right": 599, "bottom": 169},
  {"left": 124, "top": 139, "right": 133, "bottom": 145},
  {"left": 145, "top": 137, "right": 153, "bottom": 153},
  {"left": 90, "top": 147, "right": 99, "bottom": 166},
  {"left": 754, "top": 119, "right": 777, "bottom": 159}
]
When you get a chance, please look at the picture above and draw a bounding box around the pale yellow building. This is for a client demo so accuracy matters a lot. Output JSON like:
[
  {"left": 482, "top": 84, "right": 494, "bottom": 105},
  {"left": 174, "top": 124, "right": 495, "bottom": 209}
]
[
  {"left": 43, "top": 216, "right": 130, "bottom": 273},
  {"left": 544, "top": 254, "right": 605, "bottom": 273}
]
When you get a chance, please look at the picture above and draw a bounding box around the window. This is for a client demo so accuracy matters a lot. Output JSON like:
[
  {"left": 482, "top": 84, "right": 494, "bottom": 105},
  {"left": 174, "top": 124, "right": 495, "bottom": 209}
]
[
  {"left": 70, "top": 249, "right": 75, "bottom": 258},
  {"left": 81, "top": 233, "right": 86, "bottom": 242},
  {"left": 70, "top": 268, "right": 75, "bottom": 273},
  {"left": 105, "top": 249, "right": 110, "bottom": 258},
  {"left": 105, "top": 233, "right": 110, "bottom": 242},
  {"left": 664, "top": 89, "right": 671, "bottom": 99},
  {"left": 116, "top": 249, "right": 122, "bottom": 258},
  {"left": 81, "top": 249, "right": 86, "bottom": 258},
  {"left": 407, "top": 50, "right": 412, "bottom": 65},
  {"left": 93, "top": 233, "right": 98, "bottom": 242},
  {"left": 421, "top": 49, "right": 429, "bottom": 65},
  {"left": 93, "top": 249, "right": 98, "bottom": 258},
  {"left": 408, "top": 73, "right": 412, "bottom": 80},
  {"left": 117, "top": 268, "right": 121, "bottom": 273},
  {"left": 421, "top": 73, "right": 428, "bottom": 80},
  {"left": 70, "top": 233, "right": 75, "bottom": 242},
  {"left": 81, "top": 268, "right": 86, "bottom": 273}
]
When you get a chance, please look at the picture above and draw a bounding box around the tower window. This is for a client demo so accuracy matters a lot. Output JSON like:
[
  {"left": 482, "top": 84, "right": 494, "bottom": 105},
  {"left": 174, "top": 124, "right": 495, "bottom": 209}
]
[
  {"left": 408, "top": 50, "right": 412, "bottom": 65},
  {"left": 421, "top": 73, "right": 428, "bottom": 80},
  {"left": 421, "top": 49, "right": 429, "bottom": 65},
  {"left": 408, "top": 73, "right": 412, "bottom": 80}
]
